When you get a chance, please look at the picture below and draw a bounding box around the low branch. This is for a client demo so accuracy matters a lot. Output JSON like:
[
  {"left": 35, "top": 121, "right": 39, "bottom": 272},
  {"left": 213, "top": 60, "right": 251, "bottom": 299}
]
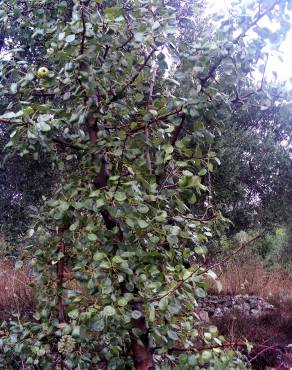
[
  {"left": 135, "top": 233, "right": 263, "bottom": 304},
  {"left": 52, "top": 137, "right": 82, "bottom": 151},
  {"left": 204, "top": 233, "right": 263, "bottom": 273}
]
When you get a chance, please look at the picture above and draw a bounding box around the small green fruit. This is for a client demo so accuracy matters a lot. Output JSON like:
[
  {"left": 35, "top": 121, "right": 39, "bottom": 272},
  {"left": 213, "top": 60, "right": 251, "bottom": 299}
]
[{"left": 37, "top": 67, "right": 49, "bottom": 78}]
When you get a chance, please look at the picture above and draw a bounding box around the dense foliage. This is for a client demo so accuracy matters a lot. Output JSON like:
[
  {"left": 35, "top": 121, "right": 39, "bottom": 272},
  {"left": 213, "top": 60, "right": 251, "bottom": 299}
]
[
  {"left": 213, "top": 103, "right": 291, "bottom": 231},
  {"left": 0, "top": 0, "right": 291, "bottom": 369},
  {"left": 0, "top": 128, "right": 56, "bottom": 246},
  {"left": 210, "top": 100, "right": 292, "bottom": 265}
]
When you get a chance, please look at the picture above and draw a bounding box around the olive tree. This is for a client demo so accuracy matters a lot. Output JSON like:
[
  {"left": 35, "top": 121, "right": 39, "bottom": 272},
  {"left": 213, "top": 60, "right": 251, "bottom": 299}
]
[{"left": 0, "top": 0, "right": 290, "bottom": 369}]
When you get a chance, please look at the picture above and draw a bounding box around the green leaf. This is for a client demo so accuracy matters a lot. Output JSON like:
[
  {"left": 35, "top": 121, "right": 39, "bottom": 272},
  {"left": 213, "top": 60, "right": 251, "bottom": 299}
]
[
  {"left": 104, "top": 6, "right": 123, "bottom": 20},
  {"left": 137, "top": 219, "right": 149, "bottom": 228},
  {"left": 198, "top": 168, "right": 207, "bottom": 176},
  {"left": 114, "top": 192, "right": 127, "bottom": 202},
  {"left": 194, "top": 287, "right": 206, "bottom": 298},
  {"left": 10, "top": 83, "right": 18, "bottom": 94},
  {"left": 117, "top": 298, "right": 128, "bottom": 307},
  {"left": 155, "top": 211, "right": 167, "bottom": 222},
  {"left": 36, "top": 121, "right": 51, "bottom": 132},
  {"left": 112, "top": 256, "right": 124, "bottom": 264},
  {"left": 195, "top": 246, "right": 206, "bottom": 255},
  {"left": 68, "top": 309, "right": 79, "bottom": 319},
  {"left": 167, "top": 330, "right": 179, "bottom": 341},
  {"left": 72, "top": 325, "right": 81, "bottom": 337},
  {"left": 88, "top": 233, "right": 97, "bottom": 241},
  {"left": 95, "top": 199, "right": 105, "bottom": 208},
  {"left": 93, "top": 252, "right": 106, "bottom": 262},
  {"left": 89, "top": 190, "right": 100, "bottom": 198},
  {"left": 101, "top": 306, "right": 116, "bottom": 317},
  {"left": 137, "top": 205, "right": 149, "bottom": 214},
  {"left": 65, "top": 34, "right": 75, "bottom": 43},
  {"left": 126, "top": 218, "right": 135, "bottom": 228},
  {"left": 27, "top": 228, "right": 34, "bottom": 237},
  {"left": 159, "top": 297, "right": 169, "bottom": 311},
  {"left": 149, "top": 304, "right": 156, "bottom": 322},
  {"left": 131, "top": 310, "right": 142, "bottom": 319},
  {"left": 15, "top": 260, "right": 23, "bottom": 270}
]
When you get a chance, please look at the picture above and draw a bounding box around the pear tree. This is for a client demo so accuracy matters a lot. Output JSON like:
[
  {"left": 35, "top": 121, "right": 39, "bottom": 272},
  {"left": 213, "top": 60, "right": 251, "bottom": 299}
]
[{"left": 0, "top": 0, "right": 290, "bottom": 369}]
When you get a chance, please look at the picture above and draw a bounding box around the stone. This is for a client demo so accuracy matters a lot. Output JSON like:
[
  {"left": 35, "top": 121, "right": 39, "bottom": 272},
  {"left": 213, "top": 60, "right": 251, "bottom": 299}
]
[{"left": 197, "top": 294, "right": 275, "bottom": 318}]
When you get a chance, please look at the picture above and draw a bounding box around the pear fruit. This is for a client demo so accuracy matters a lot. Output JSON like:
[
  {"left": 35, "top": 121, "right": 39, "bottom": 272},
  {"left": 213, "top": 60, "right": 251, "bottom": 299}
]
[{"left": 37, "top": 67, "right": 49, "bottom": 78}]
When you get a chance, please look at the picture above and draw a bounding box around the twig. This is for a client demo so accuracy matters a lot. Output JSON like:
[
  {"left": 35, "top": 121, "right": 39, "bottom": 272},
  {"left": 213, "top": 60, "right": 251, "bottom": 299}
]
[
  {"left": 145, "top": 63, "right": 158, "bottom": 175},
  {"left": 56, "top": 240, "right": 66, "bottom": 370},
  {"left": 129, "top": 107, "right": 183, "bottom": 135},
  {"left": 52, "top": 136, "right": 82, "bottom": 151},
  {"left": 170, "top": 113, "right": 186, "bottom": 146},
  {"left": 106, "top": 48, "right": 156, "bottom": 106},
  {"left": 203, "top": 233, "right": 263, "bottom": 273},
  {"left": 249, "top": 344, "right": 280, "bottom": 363},
  {"left": 79, "top": 1, "right": 86, "bottom": 55}
]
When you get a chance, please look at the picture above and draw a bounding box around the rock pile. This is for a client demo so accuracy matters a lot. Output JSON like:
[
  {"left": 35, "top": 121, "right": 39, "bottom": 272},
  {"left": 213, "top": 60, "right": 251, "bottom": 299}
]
[{"left": 198, "top": 294, "right": 275, "bottom": 322}]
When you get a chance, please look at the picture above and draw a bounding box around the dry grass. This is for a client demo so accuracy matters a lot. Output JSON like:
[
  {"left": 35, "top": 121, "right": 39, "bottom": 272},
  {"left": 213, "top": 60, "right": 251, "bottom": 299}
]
[
  {"left": 211, "top": 258, "right": 292, "bottom": 299},
  {"left": 0, "top": 258, "right": 33, "bottom": 320},
  {"left": 208, "top": 258, "right": 292, "bottom": 369},
  {"left": 214, "top": 300, "right": 292, "bottom": 370}
]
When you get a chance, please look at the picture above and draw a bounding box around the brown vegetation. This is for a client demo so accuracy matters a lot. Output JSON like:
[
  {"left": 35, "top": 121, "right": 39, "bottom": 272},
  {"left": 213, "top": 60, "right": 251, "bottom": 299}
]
[
  {"left": 211, "top": 258, "right": 292, "bottom": 299},
  {"left": 214, "top": 298, "right": 292, "bottom": 370},
  {"left": 0, "top": 258, "right": 33, "bottom": 320},
  {"left": 207, "top": 259, "right": 292, "bottom": 369}
]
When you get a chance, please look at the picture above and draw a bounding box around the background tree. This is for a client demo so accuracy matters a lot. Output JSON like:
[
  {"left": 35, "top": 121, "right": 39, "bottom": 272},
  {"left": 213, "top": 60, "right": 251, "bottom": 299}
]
[{"left": 211, "top": 98, "right": 292, "bottom": 264}]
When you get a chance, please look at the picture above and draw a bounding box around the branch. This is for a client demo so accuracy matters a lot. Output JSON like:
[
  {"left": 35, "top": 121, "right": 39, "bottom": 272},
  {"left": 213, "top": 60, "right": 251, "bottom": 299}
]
[
  {"left": 145, "top": 63, "right": 158, "bottom": 175},
  {"left": 200, "top": 0, "right": 280, "bottom": 89},
  {"left": 0, "top": 118, "right": 26, "bottom": 127},
  {"left": 118, "top": 33, "right": 134, "bottom": 50},
  {"left": 168, "top": 341, "right": 247, "bottom": 354},
  {"left": 231, "top": 53, "right": 269, "bottom": 103},
  {"left": 203, "top": 233, "right": 264, "bottom": 273},
  {"left": 129, "top": 107, "right": 183, "bottom": 135},
  {"left": 170, "top": 113, "right": 186, "bottom": 146},
  {"left": 52, "top": 137, "right": 82, "bottom": 151},
  {"left": 135, "top": 233, "right": 263, "bottom": 304},
  {"left": 0, "top": 118, "right": 17, "bottom": 125},
  {"left": 79, "top": 2, "right": 86, "bottom": 55},
  {"left": 102, "top": 45, "right": 110, "bottom": 60},
  {"left": 168, "top": 341, "right": 280, "bottom": 357},
  {"left": 199, "top": 57, "right": 225, "bottom": 88},
  {"left": 106, "top": 48, "right": 156, "bottom": 106},
  {"left": 177, "top": 213, "right": 216, "bottom": 223},
  {"left": 234, "top": 1, "right": 281, "bottom": 43}
]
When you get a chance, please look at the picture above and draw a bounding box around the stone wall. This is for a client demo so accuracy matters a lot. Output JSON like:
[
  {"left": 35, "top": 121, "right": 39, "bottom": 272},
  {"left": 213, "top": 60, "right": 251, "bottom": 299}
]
[{"left": 198, "top": 294, "right": 275, "bottom": 322}]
